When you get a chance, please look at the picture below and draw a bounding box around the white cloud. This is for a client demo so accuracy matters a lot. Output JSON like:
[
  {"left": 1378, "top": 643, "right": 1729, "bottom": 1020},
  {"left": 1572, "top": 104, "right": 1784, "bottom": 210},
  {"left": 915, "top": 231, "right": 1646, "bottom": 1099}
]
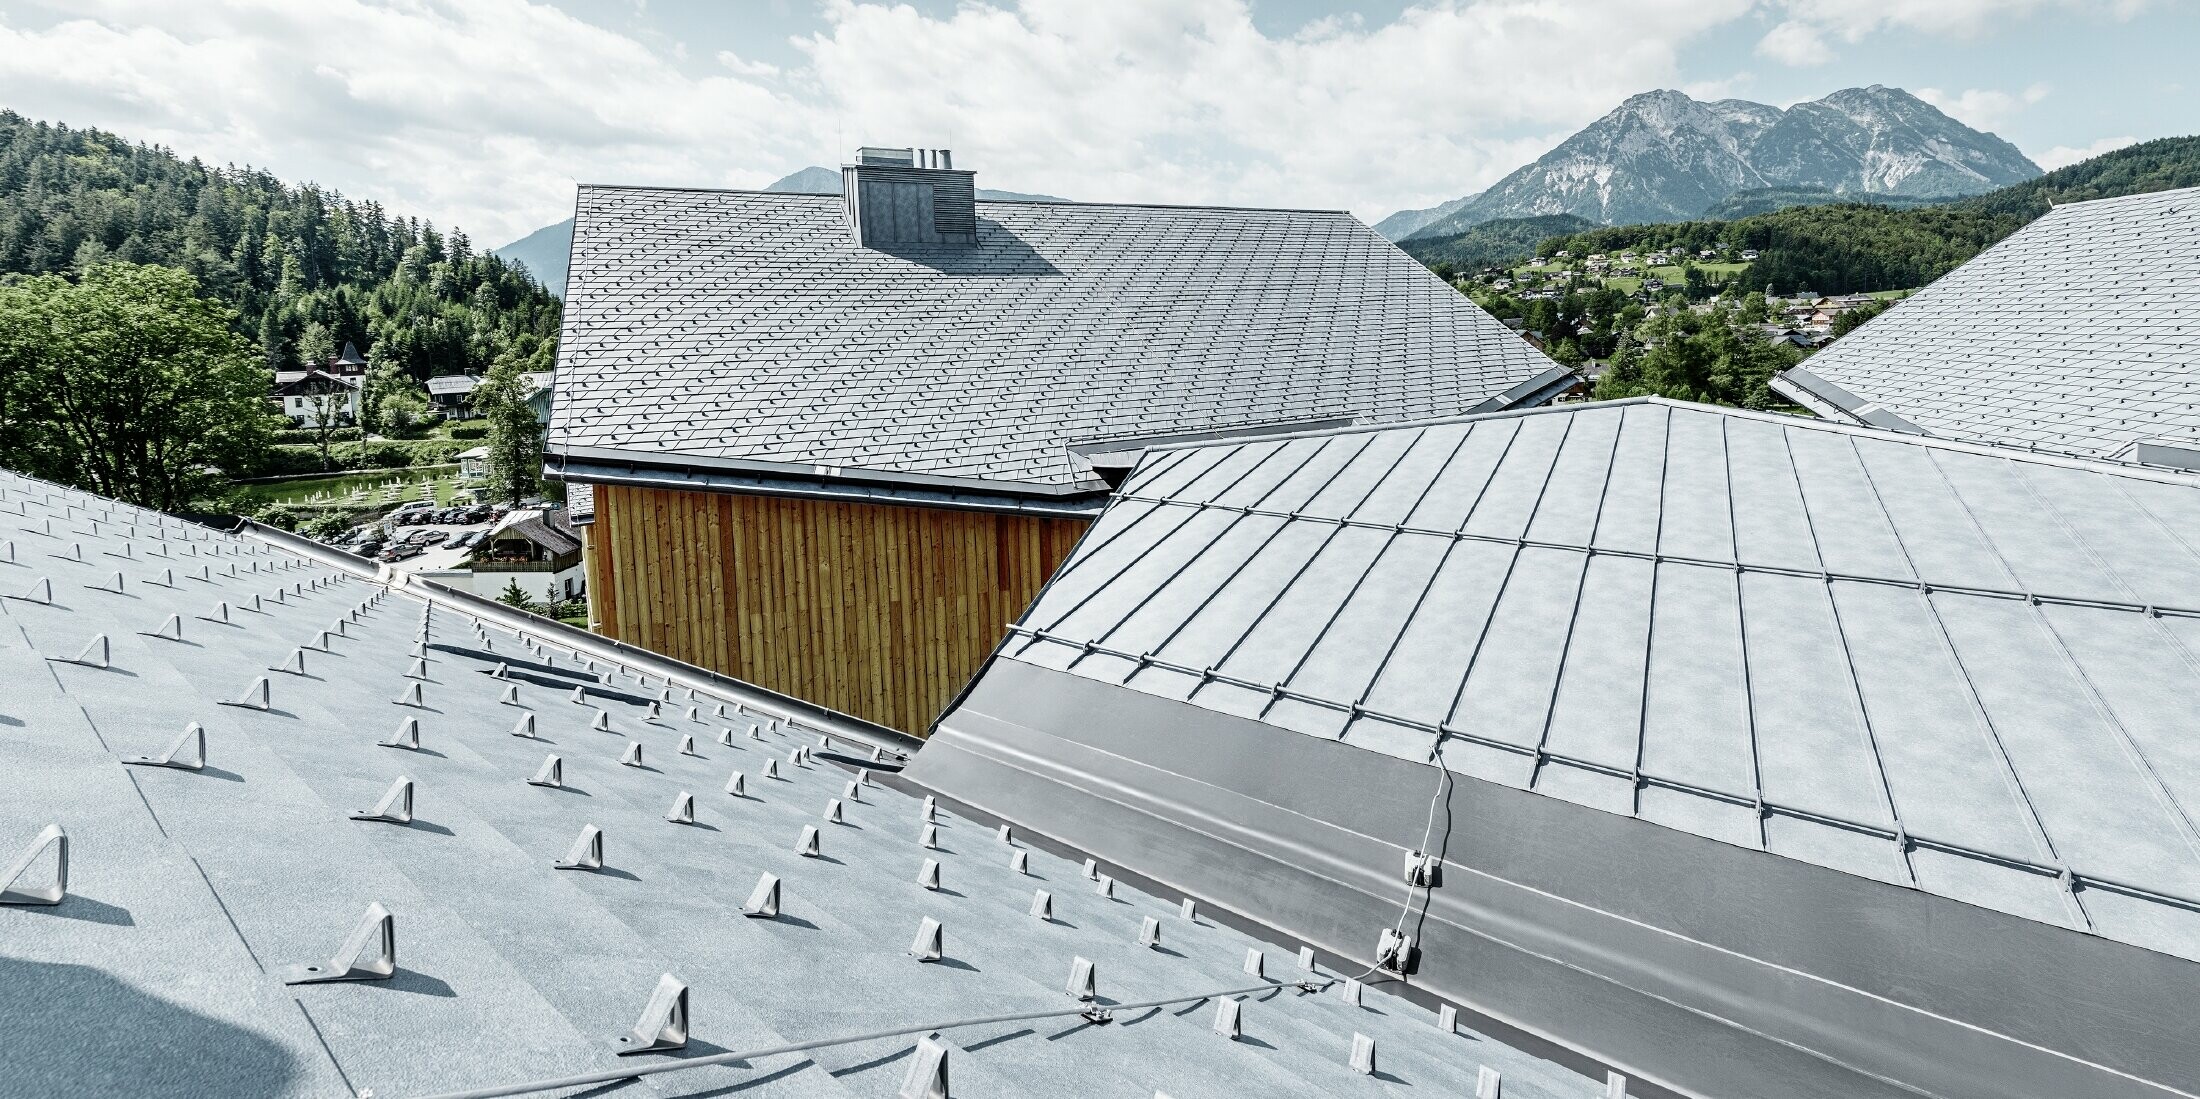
[
  {"left": 2034, "top": 134, "right": 2138, "bottom": 170},
  {"left": 1914, "top": 83, "right": 2050, "bottom": 131},
  {"left": 1755, "top": 0, "right": 2147, "bottom": 66},
  {"left": 0, "top": 0, "right": 1756, "bottom": 242}
]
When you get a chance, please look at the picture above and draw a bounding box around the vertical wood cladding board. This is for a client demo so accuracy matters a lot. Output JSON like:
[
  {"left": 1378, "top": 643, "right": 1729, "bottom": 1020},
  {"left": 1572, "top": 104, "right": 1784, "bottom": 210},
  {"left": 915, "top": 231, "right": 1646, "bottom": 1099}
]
[{"left": 585, "top": 483, "right": 1087, "bottom": 734}]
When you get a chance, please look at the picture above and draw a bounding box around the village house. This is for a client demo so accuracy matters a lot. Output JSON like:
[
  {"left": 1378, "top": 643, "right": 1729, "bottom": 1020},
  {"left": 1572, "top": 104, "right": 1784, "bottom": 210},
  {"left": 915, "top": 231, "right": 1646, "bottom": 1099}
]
[
  {"left": 424, "top": 373, "right": 479, "bottom": 418},
  {"left": 463, "top": 506, "right": 585, "bottom": 602},
  {"left": 269, "top": 341, "right": 369, "bottom": 426},
  {"left": 547, "top": 146, "right": 1571, "bottom": 733}
]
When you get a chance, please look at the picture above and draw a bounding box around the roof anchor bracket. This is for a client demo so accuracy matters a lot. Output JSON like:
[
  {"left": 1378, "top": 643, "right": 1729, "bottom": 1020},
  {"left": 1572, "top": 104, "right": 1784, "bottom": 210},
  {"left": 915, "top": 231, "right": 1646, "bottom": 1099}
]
[
  {"left": 613, "top": 974, "right": 690, "bottom": 1055},
  {"left": 283, "top": 902, "right": 395, "bottom": 984}
]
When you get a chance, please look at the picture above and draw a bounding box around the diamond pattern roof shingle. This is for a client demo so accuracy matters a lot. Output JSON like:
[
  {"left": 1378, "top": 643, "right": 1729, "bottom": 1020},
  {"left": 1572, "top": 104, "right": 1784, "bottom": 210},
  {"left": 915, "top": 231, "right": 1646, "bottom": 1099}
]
[
  {"left": 1780, "top": 185, "right": 2200, "bottom": 459},
  {"left": 550, "top": 187, "right": 1561, "bottom": 495}
]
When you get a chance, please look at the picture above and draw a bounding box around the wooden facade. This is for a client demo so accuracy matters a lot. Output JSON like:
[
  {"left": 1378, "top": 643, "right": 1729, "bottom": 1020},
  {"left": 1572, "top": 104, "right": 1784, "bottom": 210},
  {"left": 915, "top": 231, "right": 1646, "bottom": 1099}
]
[{"left": 580, "top": 483, "right": 1090, "bottom": 735}]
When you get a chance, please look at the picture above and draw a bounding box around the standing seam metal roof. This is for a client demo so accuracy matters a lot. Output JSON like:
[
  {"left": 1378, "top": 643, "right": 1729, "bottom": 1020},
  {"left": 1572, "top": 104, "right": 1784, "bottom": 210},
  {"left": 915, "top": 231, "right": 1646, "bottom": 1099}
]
[
  {"left": 1000, "top": 397, "right": 2200, "bottom": 964},
  {"left": 549, "top": 186, "right": 1563, "bottom": 496},
  {"left": 1778, "top": 185, "right": 2200, "bottom": 459},
  {"left": 0, "top": 470, "right": 1601, "bottom": 1098}
]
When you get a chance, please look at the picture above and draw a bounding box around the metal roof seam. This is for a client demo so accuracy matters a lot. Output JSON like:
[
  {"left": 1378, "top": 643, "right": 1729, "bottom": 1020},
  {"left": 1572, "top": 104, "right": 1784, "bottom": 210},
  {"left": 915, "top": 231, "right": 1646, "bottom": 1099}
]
[
  {"left": 1938, "top": 449, "right": 2200, "bottom": 874},
  {"left": 1103, "top": 493, "right": 2200, "bottom": 620},
  {"left": 1626, "top": 407, "right": 1678, "bottom": 816},
  {"left": 1345, "top": 428, "right": 1497, "bottom": 731},
  {"left": 1844, "top": 433, "right": 2094, "bottom": 932},
  {"left": 1719, "top": 414, "right": 1774, "bottom": 853},
  {"left": 1248, "top": 434, "right": 1432, "bottom": 723},
  {"left": 1775, "top": 426, "right": 1922, "bottom": 888}
]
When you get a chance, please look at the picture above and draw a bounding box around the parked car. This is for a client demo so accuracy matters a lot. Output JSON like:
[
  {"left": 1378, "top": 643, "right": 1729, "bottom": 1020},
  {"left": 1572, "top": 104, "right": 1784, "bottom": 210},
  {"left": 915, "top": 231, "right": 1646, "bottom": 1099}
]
[
  {"left": 355, "top": 541, "right": 384, "bottom": 558},
  {"left": 377, "top": 544, "right": 422, "bottom": 563},
  {"left": 452, "top": 530, "right": 483, "bottom": 549},
  {"left": 413, "top": 530, "right": 449, "bottom": 547}
]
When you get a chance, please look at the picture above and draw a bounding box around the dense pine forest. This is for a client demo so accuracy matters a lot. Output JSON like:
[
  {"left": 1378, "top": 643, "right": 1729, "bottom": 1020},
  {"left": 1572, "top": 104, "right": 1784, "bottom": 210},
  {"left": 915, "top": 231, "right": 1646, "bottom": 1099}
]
[{"left": 0, "top": 109, "right": 559, "bottom": 378}]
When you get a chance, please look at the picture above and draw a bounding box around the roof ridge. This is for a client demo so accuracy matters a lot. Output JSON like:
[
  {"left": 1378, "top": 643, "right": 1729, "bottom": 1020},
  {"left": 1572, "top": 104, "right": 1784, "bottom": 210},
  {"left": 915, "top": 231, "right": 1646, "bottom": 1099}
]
[
  {"left": 1132, "top": 396, "right": 2200, "bottom": 488},
  {"left": 574, "top": 182, "right": 1353, "bottom": 217}
]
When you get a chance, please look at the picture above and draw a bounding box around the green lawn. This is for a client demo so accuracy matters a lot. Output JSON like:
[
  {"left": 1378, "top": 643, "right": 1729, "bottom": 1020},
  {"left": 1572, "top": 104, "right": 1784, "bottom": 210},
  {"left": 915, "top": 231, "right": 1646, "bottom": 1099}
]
[{"left": 235, "top": 466, "right": 465, "bottom": 509}]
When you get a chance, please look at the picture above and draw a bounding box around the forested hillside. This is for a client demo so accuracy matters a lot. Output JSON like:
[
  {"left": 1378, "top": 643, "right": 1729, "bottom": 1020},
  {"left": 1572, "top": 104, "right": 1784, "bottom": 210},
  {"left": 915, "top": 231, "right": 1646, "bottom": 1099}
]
[
  {"left": 1533, "top": 136, "right": 2200, "bottom": 294},
  {"left": 1401, "top": 214, "right": 1596, "bottom": 274},
  {"left": 0, "top": 110, "right": 560, "bottom": 378}
]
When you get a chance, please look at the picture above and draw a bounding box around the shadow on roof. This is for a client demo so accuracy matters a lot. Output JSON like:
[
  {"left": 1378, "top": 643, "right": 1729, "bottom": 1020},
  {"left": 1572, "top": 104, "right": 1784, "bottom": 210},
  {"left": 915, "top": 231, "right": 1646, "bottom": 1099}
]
[
  {"left": 0, "top": 956, "right": 299, "bottom": 1097},
  {"left": 871, "top": 219, "right": 1064, "bottom": 276}
]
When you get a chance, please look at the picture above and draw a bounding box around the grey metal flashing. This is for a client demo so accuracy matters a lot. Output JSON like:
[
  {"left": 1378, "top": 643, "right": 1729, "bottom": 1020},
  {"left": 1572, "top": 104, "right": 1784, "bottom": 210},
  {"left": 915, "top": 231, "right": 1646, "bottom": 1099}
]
[
  {"left": 915, "top": 659, "right": 2200, "bottom": 1099},
  {"left": 1067, "top": 416, "right": 1361, "bottom": 462},
  {"left": 549, "top": 455, "right": 1109, "bottom": 520},
  {"left": 1131, "top": 395, "right": 2200, "bottom": 490},
  {"left": 230, "top": 517, "right": 386, "bottom": 580},
  {"left": 1481, "top": 363, "right": 1583, "bottom": 412},
  {"left": 401, "top": 574, "right": 921, "bottom": 757},
  {"left": 551, "top": 442, "right": 1105, "bottom": 500},
  {"left": 1769, "top": 371, "right": 1859, "bottom": 423}
]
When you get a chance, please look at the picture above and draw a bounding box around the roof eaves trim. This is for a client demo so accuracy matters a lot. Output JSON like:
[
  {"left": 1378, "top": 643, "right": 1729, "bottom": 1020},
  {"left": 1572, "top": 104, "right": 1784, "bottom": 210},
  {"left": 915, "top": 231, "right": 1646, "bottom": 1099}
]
[
  {"left": 551, "top": 457, "right": 1108, "bottom": 520},
  {"left": 551, "top": 444, "right": 1109, "bottom": 500},
  {"left": 364, "top": 568, "right": 925, "bottom": 755}
]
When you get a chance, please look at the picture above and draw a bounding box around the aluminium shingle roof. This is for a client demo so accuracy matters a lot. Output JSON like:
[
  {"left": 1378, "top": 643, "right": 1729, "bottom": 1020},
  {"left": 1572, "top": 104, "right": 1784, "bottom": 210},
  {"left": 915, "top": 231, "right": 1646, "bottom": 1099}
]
[
  {"left": 549, "top": 186, "right": 1563, "bottom": 497},
  {"left": 0, "top": 470, "right": 1604, "bottom": 1098},
  {"left": 999, "top": 397, "right": 2200, "bottom": 964},
  {"left": 1777, "top": 185, "right": 2200, "bottom": 460}
]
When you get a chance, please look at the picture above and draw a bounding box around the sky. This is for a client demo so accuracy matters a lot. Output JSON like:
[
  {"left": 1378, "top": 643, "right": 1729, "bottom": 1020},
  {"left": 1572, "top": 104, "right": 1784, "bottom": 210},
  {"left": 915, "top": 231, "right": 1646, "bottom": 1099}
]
[{"left": 0, "top": 0, "right": 2190, "bottom": 247}]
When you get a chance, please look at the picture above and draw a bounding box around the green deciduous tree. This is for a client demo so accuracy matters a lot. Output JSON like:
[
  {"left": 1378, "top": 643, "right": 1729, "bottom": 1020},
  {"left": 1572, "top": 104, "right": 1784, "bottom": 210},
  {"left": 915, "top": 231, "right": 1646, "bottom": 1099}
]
[
  {"left": 1590, "top": 304, "right": 1800, "bottom": 409},
  {"left": 0, "top": 263, "right": 275, "bottom": 509},
  {"left": 295, "top": 320, "right": 335, "bottom": 370},
  {"left": 360, "top": 348, "right": 429, "bottom": 436},
  {"left": 471, "top": 353, "right": 542, "bottom": 505}
]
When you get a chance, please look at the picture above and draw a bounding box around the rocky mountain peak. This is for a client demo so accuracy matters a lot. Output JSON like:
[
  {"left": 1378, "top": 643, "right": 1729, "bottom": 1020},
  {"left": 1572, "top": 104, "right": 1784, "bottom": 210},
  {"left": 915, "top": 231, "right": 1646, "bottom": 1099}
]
[{"left": 1378, "top": 86, "right": 2041, "bottom": 242}]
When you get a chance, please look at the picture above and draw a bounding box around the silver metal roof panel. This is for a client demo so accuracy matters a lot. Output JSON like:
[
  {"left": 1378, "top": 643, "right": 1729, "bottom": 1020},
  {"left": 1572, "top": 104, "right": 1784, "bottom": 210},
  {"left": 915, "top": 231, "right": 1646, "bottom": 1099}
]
[{"left": 999, "top": 397, "right": 2200, "bottom": 963}]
